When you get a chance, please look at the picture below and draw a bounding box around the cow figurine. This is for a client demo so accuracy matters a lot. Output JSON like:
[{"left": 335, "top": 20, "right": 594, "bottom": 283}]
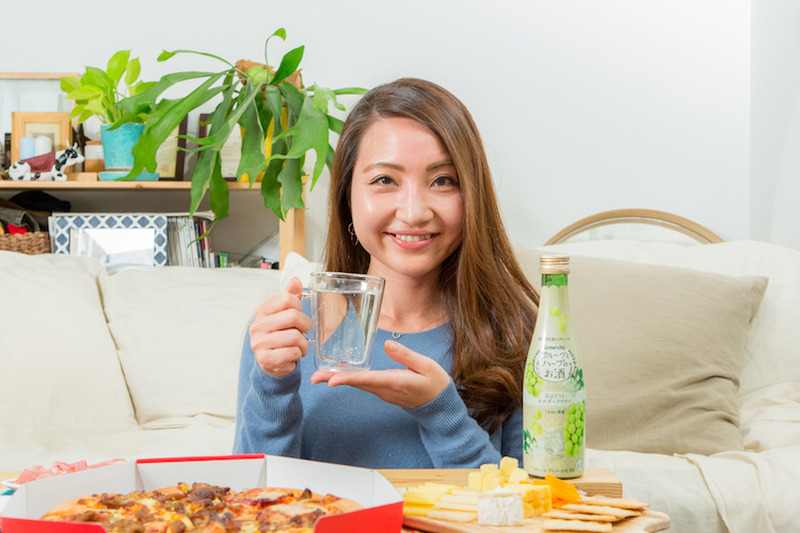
[{"left": 9, "top": 144, "right": 85, "bottom": 181}]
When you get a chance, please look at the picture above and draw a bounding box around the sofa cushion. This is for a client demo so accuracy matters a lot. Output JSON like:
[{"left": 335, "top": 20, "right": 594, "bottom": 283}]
[
  {"left": 0, "top": 252, "right": 138, "bottom": 439},
  {"left": 516, "top": 247, "right": 767, "bottom": 455},
  {"left": 99, "top": 266, "right": 281, "bottom": 426}
]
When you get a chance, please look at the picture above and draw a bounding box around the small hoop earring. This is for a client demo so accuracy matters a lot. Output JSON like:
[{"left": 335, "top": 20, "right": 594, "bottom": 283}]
[{"left": 347, "top": 222, "right": 359, "bottom": 246}]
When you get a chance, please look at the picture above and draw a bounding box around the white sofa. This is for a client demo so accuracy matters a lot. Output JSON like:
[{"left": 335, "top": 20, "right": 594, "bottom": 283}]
[{"left": 1, "top": 240, "right": 798, "bottom": 533}]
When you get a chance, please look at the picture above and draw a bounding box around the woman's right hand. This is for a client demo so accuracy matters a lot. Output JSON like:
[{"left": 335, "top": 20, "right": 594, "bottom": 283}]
[{"left": 249, "top": 277, "right": 312, "bottom": 377}]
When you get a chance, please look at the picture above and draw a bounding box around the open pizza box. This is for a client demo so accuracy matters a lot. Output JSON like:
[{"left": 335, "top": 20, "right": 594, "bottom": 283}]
[{"left": 0, "top": 454, "right": 403, "bottom": 532}]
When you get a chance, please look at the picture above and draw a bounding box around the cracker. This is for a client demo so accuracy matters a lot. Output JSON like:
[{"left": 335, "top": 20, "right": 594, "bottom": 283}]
[
  {"left": 542, "top": 509, "right": 619, "bottom": 522},
  {"left": 578, "top": 496, "right": 650, "bottom": 510},
  {"left": 542, "top": 519, "right": 613, "bottom": 532},
  {"left": 562, "top": 504, "right": 640, "bottom": 519}
]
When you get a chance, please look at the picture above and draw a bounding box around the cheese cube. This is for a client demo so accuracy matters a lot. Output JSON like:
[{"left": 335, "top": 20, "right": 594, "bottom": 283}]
[
  {"left": 502, "top": 483, "right": 551, "bottom": 517},
  {"left": 468, "top": 471, "right": 483, "bottom": 492},
  {"left": 507, "top": 467, "right": 530, "bottom": 484},
  {"left": 480, "top": 463, "right": 500, "bottom": 476},
  {"left": 477, "top": 488, "right": 524, "bottom": 526},
  {"left": 481, "top": 474, "right": 502, "bottom": 492},
  {"left": 499, "top": 456, "right": 519, "bottom": 479}
]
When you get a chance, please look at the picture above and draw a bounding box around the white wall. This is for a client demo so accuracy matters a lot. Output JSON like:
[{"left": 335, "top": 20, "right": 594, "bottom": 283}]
[{"left": 4, "top": 0, "right": 798, "bottom": 259}]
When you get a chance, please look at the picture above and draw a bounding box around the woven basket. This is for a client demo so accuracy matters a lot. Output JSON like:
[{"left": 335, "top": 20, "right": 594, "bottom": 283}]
[{"left": 0, "top": 231, "right": 51, "bottom": 254}]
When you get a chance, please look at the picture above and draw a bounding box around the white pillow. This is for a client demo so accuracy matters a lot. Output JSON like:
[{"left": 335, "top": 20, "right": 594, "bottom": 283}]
[
  {"left": 99, "top": 266, "right": 282, "bottom": 425},
  {"left": 279, "top": 251, "right": 320, "bottom": 289},
  {"left": 0, "top": 252, "right": 138, "bottom": 439}
]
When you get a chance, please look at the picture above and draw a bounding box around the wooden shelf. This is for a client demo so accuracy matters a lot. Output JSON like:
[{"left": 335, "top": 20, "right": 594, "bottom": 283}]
[
  {"left": 0, "top": 180, "right": 256, "bottom": 191},
  {"left": 0, "top": 178, "right": 306, "bottom": 264}
]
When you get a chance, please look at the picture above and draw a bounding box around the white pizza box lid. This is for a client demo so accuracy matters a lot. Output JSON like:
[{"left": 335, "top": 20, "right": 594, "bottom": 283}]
[{"left": 0, "top": 454, "right": 403, "bottom": 532}]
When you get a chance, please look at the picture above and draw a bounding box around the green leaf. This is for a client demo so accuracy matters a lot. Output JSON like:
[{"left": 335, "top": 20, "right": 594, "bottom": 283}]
[
  {"left": 115, "top": 70, "right": 220, "bottom": 121},
  {"left": 278, "top": 82, "right": 303, "bottom": 118},
  {"left": 255, "top": 91, "right": 274, "bottom": 137},
  {"left": 208, "top": 157, "right": 230, "bottom": 220},
  {"left": 159, "top": 48, "right": 234, "bottom": 68},
  {"left": 82, "top": 67, "right": 111, "bottom": 88},
  {"left": 327, "top": 115, "right": 344, "bottom": 135},
  {"left": 78, "top": 109, "right": 94, "bottom": 123},
  {"left": 333, "top": 87, "right": 369, "bottom": 95},
  {"left": 60, "top": 75, "right": 81, "bottom": 93},
  {"left": 264, "top": 27, "right": 287, "bottom": 66},
  {"left": 272, "top": 46, "right": 304, "bottom": 85},
  {"left": 272, "top": 100, "right": 330, "bottom": 183},
  {"left": 190, "top": 149, "right": 217, "bottom": 215},
  {"left": 261, "top": 158, "right": 285, "bottom": 219},
  {"left": 186, "top": 83, "right": 238, "bottom": 219},
  {"left": 322, "top": 142, "right": 336, "bottom": 186},
  {"left": 236, "top": 88, "right": 267, "bottom": 185},
  {"left": 84, "top": 98, "right": 105, "bottom": 115},
  {"left": 130, "top": 80, "right": 156, "bottom": 97},
  {"left": 68, "top": 104, "right": 85, "bottom": 120},
  {"left": 264, "top": 85, "right": 285, "bottom": 137},
  {"left": 158, "top": 50, "right": 178, "bottom": 61},
  {"left": 125, "top": 57, "right": 141, "bottom": 86},
  {"left": 106, "top": 50, "right": 131, "bottom": 85},
  {"left": 311, "top": 84, "right": 336, "bottom": 113},
  {"left": 278, "top": 157, "right": 305, "bottom": 213},
  {"left": 67, "top": 85, "right": 103, "bottom": 100}
]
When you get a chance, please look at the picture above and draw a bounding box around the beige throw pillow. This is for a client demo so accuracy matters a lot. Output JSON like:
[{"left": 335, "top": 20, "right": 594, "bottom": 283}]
[
  {"left": 0, "top": 252, "right": 138, "bottom": 439},
  {"left": 100, "top": 266, "right": 282, "bottom": 426},
  {"left": 515, "top": 247, "right": 767, "bottom": 455}
]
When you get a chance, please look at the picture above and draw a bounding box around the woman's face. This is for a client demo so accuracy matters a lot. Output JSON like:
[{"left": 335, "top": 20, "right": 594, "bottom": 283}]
[{"left": 350, "top": 117, "right": 464, "bottom": 283}]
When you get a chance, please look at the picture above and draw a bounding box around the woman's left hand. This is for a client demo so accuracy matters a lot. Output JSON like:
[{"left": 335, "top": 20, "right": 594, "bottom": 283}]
[{"left": 309, "top": 340, "right": 451, "bottom": 409}]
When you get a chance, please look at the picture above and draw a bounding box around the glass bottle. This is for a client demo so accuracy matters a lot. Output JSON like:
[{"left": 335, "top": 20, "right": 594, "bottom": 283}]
[{"left": 523, "top": 255, "right": 585, "bottom": 478}]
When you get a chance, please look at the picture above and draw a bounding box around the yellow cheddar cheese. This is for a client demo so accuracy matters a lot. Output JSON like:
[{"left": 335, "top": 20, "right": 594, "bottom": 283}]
[{"left": 502, "top": 483, "right": 552, "bottom": 517}]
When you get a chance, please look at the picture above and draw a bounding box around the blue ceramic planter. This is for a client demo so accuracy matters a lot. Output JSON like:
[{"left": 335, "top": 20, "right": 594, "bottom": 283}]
[{"left": 99, "top": 123, "right": 158, "bottom": 181}]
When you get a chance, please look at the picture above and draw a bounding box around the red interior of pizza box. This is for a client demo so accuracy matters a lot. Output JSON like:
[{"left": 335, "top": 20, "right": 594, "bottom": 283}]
[{"left": 0, "top": 454, "right": 403, "bottom": 532}]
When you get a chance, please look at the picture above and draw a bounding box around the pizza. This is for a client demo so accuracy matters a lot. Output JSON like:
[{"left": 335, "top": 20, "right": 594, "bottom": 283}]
[{"left": 39, "top": 482, "right": 363, "bottom": 532}]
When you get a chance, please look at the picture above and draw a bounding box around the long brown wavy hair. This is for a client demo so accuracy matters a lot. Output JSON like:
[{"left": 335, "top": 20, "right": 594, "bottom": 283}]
[{"left": 322, "top": 78, "right": 538, "bottom": 433}]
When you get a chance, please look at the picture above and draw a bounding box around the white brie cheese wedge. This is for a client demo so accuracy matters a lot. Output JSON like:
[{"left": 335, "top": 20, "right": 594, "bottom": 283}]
[{"left": 477, "top": 488, "right": 524, "bottom": 526}]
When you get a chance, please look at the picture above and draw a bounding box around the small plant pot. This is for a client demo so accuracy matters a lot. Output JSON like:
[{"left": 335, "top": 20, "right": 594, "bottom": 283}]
[{"left": 99, "top": 123, "right": 158, "bottom": 181}]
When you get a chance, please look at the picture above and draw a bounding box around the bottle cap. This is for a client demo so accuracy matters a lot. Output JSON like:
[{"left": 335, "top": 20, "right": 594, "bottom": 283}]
[{"left": 540, "top": 255, "right": 570, "bottom": 274}]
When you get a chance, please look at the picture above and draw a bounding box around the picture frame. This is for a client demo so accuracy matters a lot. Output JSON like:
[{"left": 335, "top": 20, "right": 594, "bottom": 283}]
[
  {"left": 11, "top": 111, "right": 71, "bottom": 163},
  {"left": 48, "top": 213, "right": 169, "bottom": 267},
  {"left": 198, "top": 113, "right": 242, "bottom": 181},
  {"left": 1, "top": 72, "right": 76, "bottom": 165},
  {"left": 155, "top": 116, "right": 188, "bottom": 181}
]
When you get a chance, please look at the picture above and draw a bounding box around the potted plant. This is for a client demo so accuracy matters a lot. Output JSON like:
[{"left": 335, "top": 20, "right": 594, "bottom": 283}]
[
  {"left": 114, "top": 28, "right": 367, "bottom": 223},
  {"left": 61, "top": 50, "right": 157, "bottom": 180}
]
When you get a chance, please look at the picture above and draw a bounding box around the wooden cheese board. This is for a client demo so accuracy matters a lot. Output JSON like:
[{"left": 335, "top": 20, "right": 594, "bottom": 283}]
[
  {"left": 381, "top": 468, "right": 670, "bottom": 533},
  {"left": 402, "top": 510, "right": 670, "bottom": 533}
]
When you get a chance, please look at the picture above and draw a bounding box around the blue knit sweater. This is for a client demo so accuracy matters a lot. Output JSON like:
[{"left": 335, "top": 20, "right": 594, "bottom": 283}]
[{"left": 233, "top": 311, "right": 522, "bottom": 469}]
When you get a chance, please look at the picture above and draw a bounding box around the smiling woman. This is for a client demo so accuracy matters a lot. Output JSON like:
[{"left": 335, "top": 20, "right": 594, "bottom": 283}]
[
  {"left": 349, "top": 116, "right": 465, "bottom": 286},
  {"left": 234, "top": 78, "right": 539, "bottom": 469}
]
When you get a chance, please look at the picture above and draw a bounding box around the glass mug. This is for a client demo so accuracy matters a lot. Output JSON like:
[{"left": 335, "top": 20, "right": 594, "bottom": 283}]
[{"left": 303, "top": 272, "right": 385, "bottom": 372}]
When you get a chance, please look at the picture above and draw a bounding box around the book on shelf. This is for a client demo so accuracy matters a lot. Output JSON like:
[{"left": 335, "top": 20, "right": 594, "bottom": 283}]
[
  {"left": 164, "top": 211, "right": 217, "bottom": 268},
  {"left": 48, "top": 211, "right": 220, "bottom": 268}
]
